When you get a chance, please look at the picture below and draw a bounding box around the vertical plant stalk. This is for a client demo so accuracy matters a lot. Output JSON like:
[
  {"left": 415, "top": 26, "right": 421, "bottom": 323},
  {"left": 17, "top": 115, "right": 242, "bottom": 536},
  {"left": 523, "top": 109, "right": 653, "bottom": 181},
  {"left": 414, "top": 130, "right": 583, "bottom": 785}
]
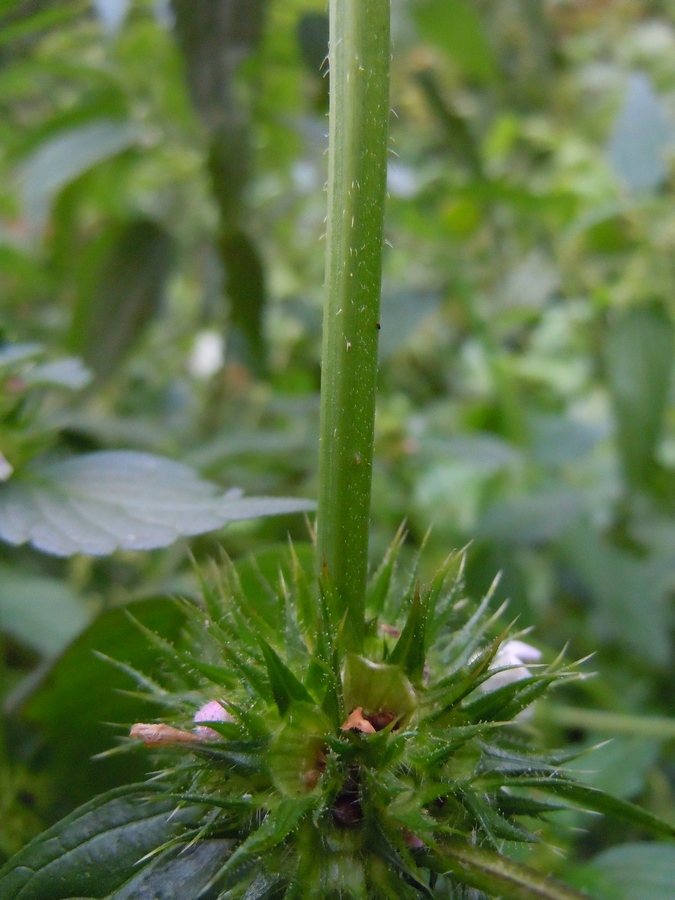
[{"left": 316, "top": 0, "right": 390, "bottom": 649}]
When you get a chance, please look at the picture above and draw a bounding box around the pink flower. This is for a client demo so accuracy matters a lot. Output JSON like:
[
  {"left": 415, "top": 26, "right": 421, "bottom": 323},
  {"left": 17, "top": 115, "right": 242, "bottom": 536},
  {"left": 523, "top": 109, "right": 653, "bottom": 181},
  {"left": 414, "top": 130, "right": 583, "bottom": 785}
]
[{"left": 193, "top": 700, "right": 233, "bottom": 739}]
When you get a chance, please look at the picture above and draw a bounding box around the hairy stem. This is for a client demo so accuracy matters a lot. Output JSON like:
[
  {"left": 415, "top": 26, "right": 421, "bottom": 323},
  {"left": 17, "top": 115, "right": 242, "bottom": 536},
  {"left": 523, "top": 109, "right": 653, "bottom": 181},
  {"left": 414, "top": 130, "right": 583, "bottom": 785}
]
[{"left": 316, "top": 0, "right": 390, "bottom": 649}]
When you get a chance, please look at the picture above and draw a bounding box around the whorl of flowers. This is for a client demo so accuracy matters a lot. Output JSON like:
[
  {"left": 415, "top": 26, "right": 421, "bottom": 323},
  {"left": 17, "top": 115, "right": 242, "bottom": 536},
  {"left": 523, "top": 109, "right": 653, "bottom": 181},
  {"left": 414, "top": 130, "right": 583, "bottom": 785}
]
[{"left": 121, "top": 535, "right": 669, "bottom": 900}]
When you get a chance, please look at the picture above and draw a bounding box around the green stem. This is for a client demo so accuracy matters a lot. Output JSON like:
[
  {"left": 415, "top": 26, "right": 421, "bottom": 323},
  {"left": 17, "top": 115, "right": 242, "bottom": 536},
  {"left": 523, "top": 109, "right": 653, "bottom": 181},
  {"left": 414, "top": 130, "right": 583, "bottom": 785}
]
[{"left": 316, "top": 0, "right": 390, "bottom": 649}]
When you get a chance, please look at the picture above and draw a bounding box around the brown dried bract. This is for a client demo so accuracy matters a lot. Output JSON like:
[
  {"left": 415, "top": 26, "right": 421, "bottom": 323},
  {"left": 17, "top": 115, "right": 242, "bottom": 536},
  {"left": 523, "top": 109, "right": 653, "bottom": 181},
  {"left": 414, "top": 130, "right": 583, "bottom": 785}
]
[
  {"left": 340, "top": 707, "right": 377, "bottom": 734},
  {"left": 130, "top": 723, "right": 209, "bottom": 746}
]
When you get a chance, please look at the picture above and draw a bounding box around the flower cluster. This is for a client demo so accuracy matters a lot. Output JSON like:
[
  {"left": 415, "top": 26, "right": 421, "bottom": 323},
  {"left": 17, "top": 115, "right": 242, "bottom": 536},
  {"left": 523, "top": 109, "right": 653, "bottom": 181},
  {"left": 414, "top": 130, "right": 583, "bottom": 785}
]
[{"left": 122, "top": 539, "right": 666, "bottom": 899}]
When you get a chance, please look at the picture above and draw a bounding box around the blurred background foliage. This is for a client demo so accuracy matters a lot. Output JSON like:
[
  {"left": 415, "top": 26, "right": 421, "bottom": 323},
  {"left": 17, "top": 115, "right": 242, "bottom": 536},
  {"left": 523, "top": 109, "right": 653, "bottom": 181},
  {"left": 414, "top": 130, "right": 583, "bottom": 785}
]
[{"left": 2, "top": 0, "right": 675, "bottom": 894}]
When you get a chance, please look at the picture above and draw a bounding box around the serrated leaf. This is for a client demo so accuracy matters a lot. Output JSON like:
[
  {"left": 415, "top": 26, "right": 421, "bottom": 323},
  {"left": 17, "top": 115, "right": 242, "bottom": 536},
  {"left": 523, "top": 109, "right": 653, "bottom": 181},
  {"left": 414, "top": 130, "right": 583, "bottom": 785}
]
[
  {"left": 0, "top": 451, "right": 314, "bottom": 556},
  {"left": 0, "top": 784, "right": 205, "bottom": 900}
]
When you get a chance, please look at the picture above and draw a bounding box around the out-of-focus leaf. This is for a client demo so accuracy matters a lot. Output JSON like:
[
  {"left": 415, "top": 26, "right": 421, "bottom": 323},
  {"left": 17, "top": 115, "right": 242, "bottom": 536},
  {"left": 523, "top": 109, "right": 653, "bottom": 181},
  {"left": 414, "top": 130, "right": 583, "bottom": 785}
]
[
  {"left": 560, "top": 523, "right": 672, "bottom": 664},
  {"left": 413, "top": 0, "right": 497, "bottom": 84},
  {"left": 20, "top": 119, "right": 139, "bottom": 232},
  {"left": 378, "top": 289, "right": 440, "bottom": 359},
  {"left": 421, "top": 434, "right": 519, "bottom": 473},
  {"left": 219, "top": 229, "right": 267, "bottom": 376},
  {"left": 478, "top": 488, "right": 585, "bottom": 544},
  {"left": 8, "top": 597, "right": 187, "bottom": 814},
  {"left": 0, "top": 453, "right": 12, "bottom": 481},
  {"left": 0, "top": 2, "right": 83, "bottom": 50},
  {"left": 604, "top": 304, "right": 674, "bottom": 491},
  {"left": 529, "top": 414, "right": 607, "bottom": 467},
  {"left": 0, "top": 784, "right": 217, "bottom": 900},
  {"left": 93, "top": 0, "right": 130, "bottom": 35},
  {"left": 0, "top": 566, "right": 89, "bottom": 655},
  {"left": 297, "top": 12, "right": 329, "bottom": 76},
  {"left": 500, "top": 251, "right": 559, "bottom": 311},
  {"left": 608, "top": 73, "right": 673, "bottom": 192},
  {"left": 564, "top": 736, "right": 660, "bottom": 801},
  {"left": 22, "top": 357, "right": 91, "bottom": 390},
  {"left": 0, "top": 343, "right": 43, "bottom": 369},
  {"left": 0, "top": 451, "right": 315, "bottom": 557},
  {"left": 579, "top": 843, "right": 675, "bottom": 900},
  {"left": 69, "top": 219, "right": 173, "bottom": 380}
]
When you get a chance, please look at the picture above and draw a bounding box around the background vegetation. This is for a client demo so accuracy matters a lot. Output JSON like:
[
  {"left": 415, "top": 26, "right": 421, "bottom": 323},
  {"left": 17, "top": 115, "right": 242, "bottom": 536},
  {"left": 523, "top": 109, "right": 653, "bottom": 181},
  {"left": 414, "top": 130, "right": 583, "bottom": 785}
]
[{"left": 2, "top": 0, "right": 675, "bottom": 895}]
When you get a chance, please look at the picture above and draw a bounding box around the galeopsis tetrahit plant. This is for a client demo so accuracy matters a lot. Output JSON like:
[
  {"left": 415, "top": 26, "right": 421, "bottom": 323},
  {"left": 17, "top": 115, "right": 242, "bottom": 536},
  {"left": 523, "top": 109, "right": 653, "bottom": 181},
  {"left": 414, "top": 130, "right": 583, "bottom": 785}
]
[{"left": 1, "top": 2, "right": 674, "bottom": 899}]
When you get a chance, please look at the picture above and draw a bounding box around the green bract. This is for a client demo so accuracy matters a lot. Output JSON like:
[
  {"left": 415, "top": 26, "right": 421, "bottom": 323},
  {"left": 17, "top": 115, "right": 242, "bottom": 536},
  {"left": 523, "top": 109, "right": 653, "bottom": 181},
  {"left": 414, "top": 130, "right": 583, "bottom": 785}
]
[{"left": 5, "top": 538, "right": 668, "bottom": 900}]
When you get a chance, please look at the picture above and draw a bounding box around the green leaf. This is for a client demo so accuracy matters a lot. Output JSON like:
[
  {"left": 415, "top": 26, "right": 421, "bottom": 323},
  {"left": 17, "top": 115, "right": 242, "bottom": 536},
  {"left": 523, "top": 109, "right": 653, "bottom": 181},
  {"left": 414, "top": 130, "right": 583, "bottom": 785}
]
[
  {"left": 0, "top": 451, "right": 314, "bottom": 556},
  {"left": 0, "top": 784, "right": 207, "bottom": 900},
  {"left": 20, "top": 119, "right": 140, "bottom": 232},
  {"left": 560, "top": 523, "right": 672, "bottom": 664},
  {"left": 580, "top": 842, "right": 675, "bottom": 900},
  {"left": 436, "top": 839, "right": 590, "bottom": 900},
  {"left": 608, "top": 73, "right": 672, "bottom": 192},
  {"left": 8, "top": 597, "right": 187, "bottom": 815},
  {"left": 22, "top": 357, "right": 91, "bottom": 390},
  {"left": 69, "top": 219, "right": 173, "bottom": 380},
  {"left": 413, "top": 0, "right": 497, "bottom": 84},
  {"left": 563, "top": 736, "right": 660, "bottom": 801},
  {"left": 258, "top": 638, "right": 313, "bottom": 716},
  {"left": 478, "top": 488, "right": 586, "bottom": 544},
  {"left": 109, "top": 839, "right": 233, "bottom": 900},
  {"left": 0, "top": 565, "right": 89, "bottom": 655},
  {"left": 0, "top": 1, "right": 84, "bottom": 48},
  {"left": 604, "top": 304, "right": 674, "bottom": 490}
]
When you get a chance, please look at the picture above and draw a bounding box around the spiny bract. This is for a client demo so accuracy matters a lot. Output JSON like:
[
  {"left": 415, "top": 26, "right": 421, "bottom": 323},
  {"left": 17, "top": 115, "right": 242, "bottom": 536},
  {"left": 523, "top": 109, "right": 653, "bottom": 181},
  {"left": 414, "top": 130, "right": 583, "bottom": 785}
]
[{"left": 118, "top": 534, "right": 634, "bottom": 900}]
